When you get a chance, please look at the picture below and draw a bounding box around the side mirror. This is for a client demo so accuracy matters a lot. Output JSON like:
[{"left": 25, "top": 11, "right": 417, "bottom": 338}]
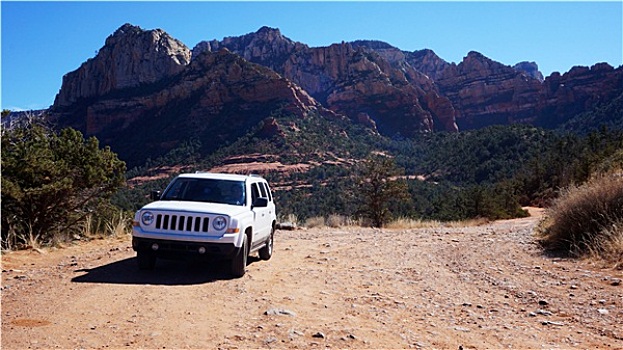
[
  {"left": 150, "top": 190, "right": 162, "bottom": 201},
  {"left": 252, "top": 197, "right": 268, "bottom": 208}
]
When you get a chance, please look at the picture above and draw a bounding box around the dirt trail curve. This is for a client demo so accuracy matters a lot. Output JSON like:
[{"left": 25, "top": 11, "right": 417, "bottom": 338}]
[{"left": 2, "top": 209, "right": 622, "bottom": 349}]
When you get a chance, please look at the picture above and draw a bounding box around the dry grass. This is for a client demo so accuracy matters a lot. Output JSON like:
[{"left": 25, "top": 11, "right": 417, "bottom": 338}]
[
  {"left": 304, "top": 216, "right": 326, "bottom": 228},
  {"left": 385, "top": 217, "right": 489, "bottom": 229},
  {"left": 538, "top": 173, "right": 623, "bottom": 265},
  {"left": 106, "top": 213, "right": 130, "bottom": 237},
  {"left": 81, "top": 215, "right": 95, "bottom": 238},
  {"left": 301, "top": 215, "right": 490, "bottom": 230},
  {"left": 278, "top": 213, "right": 299, "bottom": 226},
  {"left": 442, "top": 217, "right": 491, "bottom": 228},
  {"left": 80, "top": 213, "right": 130, "bottom": 240},
  {"left": 385, "top": 217, "right": 441, "bottom": 229},
  {"left": 303, "top": 215, "right": 362, "bottom": 228},
  {"left": 586, "top": 220, "right": 623, "bottom": 268}
]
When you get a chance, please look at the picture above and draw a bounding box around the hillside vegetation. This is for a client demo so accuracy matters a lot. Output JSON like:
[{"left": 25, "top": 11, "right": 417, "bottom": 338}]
[
  {"left": 115, "top": 98, "right": 623, "bottom": 224},
  {"left": 3, "top": 85, "right": 622, "bottom": 263},
  {"left": 111, "top": 95, "right": 623, "bottom": 262}
]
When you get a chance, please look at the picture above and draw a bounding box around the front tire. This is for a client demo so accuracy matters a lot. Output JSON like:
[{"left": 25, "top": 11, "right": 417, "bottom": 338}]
[
  {"left": 259, "top": 228, "right": 274, "bottom": 260},
  {"left": 137, "top": 250, "right": 156, "bottom": 270},
  {"left": 231, "top": 235, "right": 248, "bottom": 278}
]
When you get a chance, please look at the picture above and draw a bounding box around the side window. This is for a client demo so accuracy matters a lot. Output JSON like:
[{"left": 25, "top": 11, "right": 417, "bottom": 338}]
[
  {"left": 258, "top": 182, "right": 267, "bottom": 198},
  {"left": 262, "top": 182, "right": 273, "bottom": 202},
  {"left": 250, "top": 183, "right": 260, "bottom": 204}
]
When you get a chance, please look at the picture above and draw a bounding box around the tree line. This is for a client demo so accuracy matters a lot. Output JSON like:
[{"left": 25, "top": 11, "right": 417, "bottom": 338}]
[{"left": 2, "top": 101, "right": 621, "bottom": 248}]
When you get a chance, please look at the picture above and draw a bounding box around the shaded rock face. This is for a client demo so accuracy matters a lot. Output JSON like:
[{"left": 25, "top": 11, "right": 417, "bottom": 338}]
[
  {"left": 436, "top": 51, "right": 545, "bottom": 129},
  {"left": 196, "top": 29, "right": 458, "bottom": 135},
  {"left": 50, "top": 25, "right": 330, "bottom": 167},
  {"left": 537, "top": 63, "right": 623, "bottom": 127},
  {"left": 436, "top": 52, "right": 623, "bottom": 130},
  {"left": 198, "top": 27, "right": 620, "bottom": 135},
  {"left": 513, "top": 61, "right": 544, "bottom": 82},
  {"left": 53, "top": 24, "right": 191, "bottom": 108},
  {"left": 50, "top": 24, "right": 622, "bottom": 165}
]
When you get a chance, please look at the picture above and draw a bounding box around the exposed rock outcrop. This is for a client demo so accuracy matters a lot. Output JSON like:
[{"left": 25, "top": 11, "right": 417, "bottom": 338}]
[
  {"left": 513, "top": 61, "right": 544, "bottom": 82},
  {"left": 50, "top": 25, "right": 333, "bottom": 166},
  {"left": 436, "top": 52, "right": 622, "bottom": 129},
  {"left": 436, "top": 51, "right": 544, "bottom": 129},
  {"left": 352, "top": 41, "right": 451, "bottom": 81},
  {"left": 53, "top": 24, "right": 191, "bottom": 107},
  {"left": 537, "top": 63, "right": 623, "bottom": 127},
  {"left": 196, "top": 29, "right": 458, "bottom": 135},
  {"left": 49, "top": 24, "right": 622, "bottom": 166},
  {"left": 194, "top": 26, "right": 307, "bottom": 71}
]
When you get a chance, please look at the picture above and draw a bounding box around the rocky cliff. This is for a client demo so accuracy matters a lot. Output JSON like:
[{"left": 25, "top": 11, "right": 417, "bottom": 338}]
[
  {"left": 50, "top": 24, "right": 622, "bottom": 165},
  {"left": 513, "top": 61, "right": 544, "bottom": 82},
  {"left": 54, "top": 24, "right": 191, "bottom": 108},
  {"left": 351, "top": 41, "right": 451, "bottom": 81},
  {"left": 194, "top": 27, "right": 621, "bottom": 133},
  {"left": 50, "top": 25, "right": 335, "bottom": 166},
  {"left": 537, "top": 63, "right": 623, "bottom": 127},
  {"left": 194, "top": 28, "right": 458, "bottom": 135},
  {"left": 436, "top": 52, "right": 622, "bottom": 129},
  {"left": 436, "top": 51, "right": 544, "bottom": 129}
]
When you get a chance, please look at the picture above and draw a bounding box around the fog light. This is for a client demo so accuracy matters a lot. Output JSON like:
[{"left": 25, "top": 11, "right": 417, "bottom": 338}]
[
  {"left": 151, "top": 243, "right": 159, "bottom": 251},
  {"left": 198, "top": 246, "right": 206, "bottom": 254}
]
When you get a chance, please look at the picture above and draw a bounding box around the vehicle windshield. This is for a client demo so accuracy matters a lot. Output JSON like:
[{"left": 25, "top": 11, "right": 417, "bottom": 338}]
[{"left": 161, "top": 178, "right": 246, "bottom": 206}]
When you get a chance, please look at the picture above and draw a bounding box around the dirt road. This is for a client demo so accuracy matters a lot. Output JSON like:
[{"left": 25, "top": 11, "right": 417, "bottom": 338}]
[{"left": 2, "top": 211, "right": 622, "bottom": 349}]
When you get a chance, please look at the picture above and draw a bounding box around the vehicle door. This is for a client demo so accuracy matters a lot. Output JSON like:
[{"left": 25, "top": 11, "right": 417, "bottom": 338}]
[{"left": 250, "top": 182, "right": 271, "bottom": 242}]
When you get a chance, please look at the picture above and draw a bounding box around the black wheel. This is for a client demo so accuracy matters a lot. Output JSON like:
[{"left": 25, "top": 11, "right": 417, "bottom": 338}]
[
  {"left": 137, "top": 250, "right": 156, "bottom": 270},
  {"left": 259, "top": 228, "right": 274, "bottom": 260},
  {"left": 231, "top": 235, "right": 248, "bottom": 278}
]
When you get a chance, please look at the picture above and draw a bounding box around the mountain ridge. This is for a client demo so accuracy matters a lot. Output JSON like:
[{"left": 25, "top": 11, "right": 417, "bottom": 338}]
[{"left": 46, "top": 24, "right": 622, "bottom": 167}]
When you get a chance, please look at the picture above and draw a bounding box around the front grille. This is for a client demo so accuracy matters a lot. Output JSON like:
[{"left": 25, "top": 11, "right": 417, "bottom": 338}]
[{"left": 155, "top": 214, "right": 209, "bottom": 233}]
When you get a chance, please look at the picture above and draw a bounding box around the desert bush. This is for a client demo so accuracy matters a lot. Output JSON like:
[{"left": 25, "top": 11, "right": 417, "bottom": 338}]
[
  {"left": 304, "top": 217, "right": 326, "bottom": 228},
  {"left": 326, "top": 215, "right": 348, "bottom": 228},
  {"left": 279, "top": 213, "right": 299, "bottom": 226},
  {"left": 538, "top": 173, "right": 623, "bottom": 263},
  {"left": 357, "top": 154, "right": 409, "bottom": 227}
]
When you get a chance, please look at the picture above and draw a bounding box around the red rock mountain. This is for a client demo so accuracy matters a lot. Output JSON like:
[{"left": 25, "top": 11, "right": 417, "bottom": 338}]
[
  {"left": 50, "top": 25, "right": 335, "bottom": 166},
  {"left": 194, "top": 27, "right": 458, "bottom": 135},
  {"left": 54, "top": 24, "right": 192, "bottom": 108},
  {"left": 436, "top": 52, "right": 622, "bottom": 129},
  {"left": 193, "top": 27, "right": 622, "bottom": 132},
  {"left": 49, "top": 24, "right": 623, "bottom": 164}
]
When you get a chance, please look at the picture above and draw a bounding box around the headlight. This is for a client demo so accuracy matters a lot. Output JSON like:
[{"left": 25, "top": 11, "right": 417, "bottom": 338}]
[
  {"left": 141, "top": 211, "right": 155, "bottom": 226},
  {"left": 212, "top": 216, "right": 227, "bottom": 231}
]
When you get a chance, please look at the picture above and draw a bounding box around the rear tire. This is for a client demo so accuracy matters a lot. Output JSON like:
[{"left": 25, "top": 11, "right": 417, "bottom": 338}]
[
  {"left": 259, "top": 228, "right": 274, "bottom": 260},
  {"left": 231, "top": 235, "right": 248, "bottom": 278},
  {"left": 137, "top": 250, "right": 156, "bottom": 270}
]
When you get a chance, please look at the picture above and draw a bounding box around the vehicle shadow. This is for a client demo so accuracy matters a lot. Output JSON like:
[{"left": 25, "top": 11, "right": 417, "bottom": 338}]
[{"left": 71, "top": 256, "right": 261, "bottom": 285}]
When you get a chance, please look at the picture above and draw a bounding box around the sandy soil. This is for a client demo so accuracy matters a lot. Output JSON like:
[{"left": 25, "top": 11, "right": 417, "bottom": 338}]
[{"left": 2, "top": 210, "right": 622, "bottom": 349}]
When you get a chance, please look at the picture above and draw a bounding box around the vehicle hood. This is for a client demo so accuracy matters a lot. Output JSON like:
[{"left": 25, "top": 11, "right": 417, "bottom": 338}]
[{"left": 139, "top": 201, "right": 248, "bottom": 217}]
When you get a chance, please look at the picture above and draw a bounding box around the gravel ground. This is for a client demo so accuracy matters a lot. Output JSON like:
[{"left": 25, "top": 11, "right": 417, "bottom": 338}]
[{"left": 2, "top": 210, "right": 622, "bottom": 349}]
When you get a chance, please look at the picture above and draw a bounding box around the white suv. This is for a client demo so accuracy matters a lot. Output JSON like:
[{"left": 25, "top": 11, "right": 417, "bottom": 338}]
[{"left": 132, "top": 172, "right": 276, "bottom": 277}]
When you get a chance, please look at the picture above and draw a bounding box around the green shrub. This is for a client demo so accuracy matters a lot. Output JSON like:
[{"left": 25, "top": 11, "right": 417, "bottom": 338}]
[{"left": 1, "top": 120, "right": 126, "bottom": 249}]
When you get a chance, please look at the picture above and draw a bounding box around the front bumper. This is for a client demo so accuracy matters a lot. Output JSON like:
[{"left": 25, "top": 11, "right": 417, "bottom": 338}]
[{"left": 132, "top": 236, "right": 237, "bottom": 259}]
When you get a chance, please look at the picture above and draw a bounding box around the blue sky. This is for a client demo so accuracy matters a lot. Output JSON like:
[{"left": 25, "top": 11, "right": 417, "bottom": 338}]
[{"left": 2, "top": 1, "right": 622, "bottom": 111}]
